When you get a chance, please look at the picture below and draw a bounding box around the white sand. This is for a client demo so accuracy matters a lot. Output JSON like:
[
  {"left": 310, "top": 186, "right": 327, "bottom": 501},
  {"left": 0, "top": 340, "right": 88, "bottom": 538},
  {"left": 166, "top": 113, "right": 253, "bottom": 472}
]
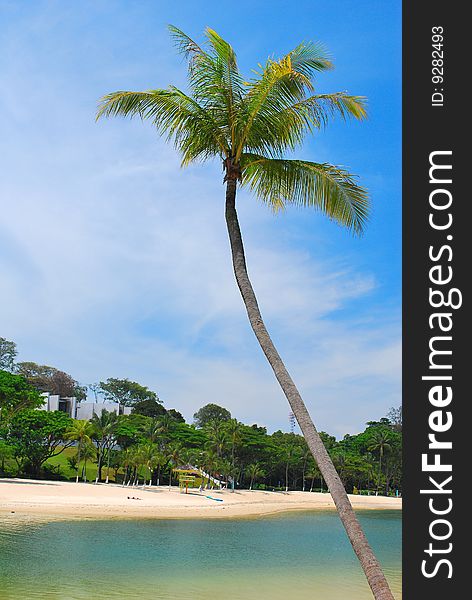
[{"left": 0, "top": 478, "right": 401, "bottom": 521}]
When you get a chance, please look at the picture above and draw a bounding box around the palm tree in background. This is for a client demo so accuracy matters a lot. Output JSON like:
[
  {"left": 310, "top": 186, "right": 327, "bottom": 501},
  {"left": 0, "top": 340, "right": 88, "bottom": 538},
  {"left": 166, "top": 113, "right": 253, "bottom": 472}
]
[
  {"left": 65, "top": 420, "right": 93, "bottom": 483},
  {"left": 280, "top": 440, "right": 300, "bottom": 492},
  {"left": 247, "top": 462, "right": 265, "bottom": 490},
  {"left": 225, "top": 418, "right": 242, "bottom": 491},
  {"left": 368, "top": 429, "right": 393, "bottom": 495},
  {"left": 79, "top": 442, "right": 96, "bottom": 482},
  {"left": 97, "top": 26, "right": 393, "bottom": 600},
  {"left": 167, "top": 442, "right": 184, "bottom": 489},
  {"left": 137, "top": 442, "right": 160, "bottom": 486},
  {"left": 90, "top": 410, "right": 118, "bottom": 483}
]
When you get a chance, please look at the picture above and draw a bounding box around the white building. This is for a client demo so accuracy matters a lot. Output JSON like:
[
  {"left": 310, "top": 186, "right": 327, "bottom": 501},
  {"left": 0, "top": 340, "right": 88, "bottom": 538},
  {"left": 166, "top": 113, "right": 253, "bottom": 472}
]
[
  {"left": 39, "top": 393, "right": 77, "bottom": 418},
  {"left": 76, "top": 402, "right": 131, "bottom": 420},
  {"left": 39, "top": 392, "right": 132, "bottom": 419}
]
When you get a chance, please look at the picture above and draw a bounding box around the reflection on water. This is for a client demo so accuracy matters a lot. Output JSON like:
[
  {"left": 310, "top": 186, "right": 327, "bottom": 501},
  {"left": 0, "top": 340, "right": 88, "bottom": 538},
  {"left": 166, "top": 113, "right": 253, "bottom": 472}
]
[{"left": 0, "top": 511, "right": 401, "bottom": 599}]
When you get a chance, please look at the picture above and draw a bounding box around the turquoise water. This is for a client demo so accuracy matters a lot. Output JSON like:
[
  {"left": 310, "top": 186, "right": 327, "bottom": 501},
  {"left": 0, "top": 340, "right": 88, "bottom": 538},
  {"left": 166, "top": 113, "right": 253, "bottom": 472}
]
[{"left": 0, "top": 511, "right": 401, "bottom": 599}]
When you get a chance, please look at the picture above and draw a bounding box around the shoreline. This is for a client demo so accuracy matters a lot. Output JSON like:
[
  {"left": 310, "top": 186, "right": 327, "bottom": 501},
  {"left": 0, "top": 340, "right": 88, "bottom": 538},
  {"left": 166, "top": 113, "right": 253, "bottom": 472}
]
[{"left": 1, "top": 478, "right": 401, "bottom": 522}]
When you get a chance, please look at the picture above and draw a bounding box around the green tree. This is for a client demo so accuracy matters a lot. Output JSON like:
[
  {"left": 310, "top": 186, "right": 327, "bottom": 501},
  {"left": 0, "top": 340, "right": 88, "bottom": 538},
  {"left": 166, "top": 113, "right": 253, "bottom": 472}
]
[
  {"left": 115, "top": 413, "right": 151, "bottom": 448},
  {"left": 167, "top": 442, "right": 184, "bottom": 488},
  {"left": 5, "top": 409, "right": 73, "bottom": 476},
  {"left": 306, "top": 463, "right": 322, "bottom": 492},
  {"left": 99, "top": 378, "right": 159, "bottom": 407},
  {"left": 278, "top": 438, "right": 301, "bottom": 491},
  {"left": 0, "top": 370, "right": 44, "bottom": 423},
  {"left": 136, "top": 442, "right": 162, "bottom": 486},
  {"left": 0, "top": 440, "right": 14, "bottom": 475},
  {"left": 0, "top": 337, "right": 17, "bottom": 372},
  {"left": 140, "top": 417, "right": 164, "bottom": 445},
  {"left": 225, "top": 419, "right": 242, "bottom": 463},
  {"left": 132, "top": 398, "right": 166, "bottom": 418},
  {"left": 193, "top": 403, "right": 231, "bottom": 428},
  {"left": 79, "top": 442, "right": 96, "bottom": 482},
  {"left": 65, "top": 419, "right": 94, "bottom": 483},
  {"left": 90, "top": 410, "right": 119, "bottom": 482},
  {"left": 367, "top": 429, "right": 393, "bottom": 494},
  {"left": 224, "top": 418, "right": 243, "bottom": 490},
  {"left": 166, "top": 408, "right": 185, "bottom": 423},
  {"left": 150, "top": 447, "right": 168, "bottom": 486},
  {"left": 247, "top": 462, "right": 265, "bottom": 490},
  {"left": 97, "top": 27, "right": 392, "bottom": 599}
]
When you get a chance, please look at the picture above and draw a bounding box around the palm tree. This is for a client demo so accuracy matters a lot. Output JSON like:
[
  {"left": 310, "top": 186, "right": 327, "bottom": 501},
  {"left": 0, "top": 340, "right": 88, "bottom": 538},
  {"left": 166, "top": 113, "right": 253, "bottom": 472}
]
[
  {"left": 90, "top": 410, "right": 118, "bottom": 483},
  {"left": 65, "top": 420, "right": 93, "bottom": 483},
  {"left": 157, "top": 414, "right": 175, "bottom": 444},
  {"left": 120, "top": 447, "right": 134, "bottom": 486},
  {"left": 97, "top": 26, "right": 393, "bottom": 600},
  {"left": 206, "top": 426, "right": 228, "bottom": 459},
  {"left": 79, "top": 442, "right": 96, "bottom": 482},
  {"left": 200, "top": 449, "right": 218, "bottom": 489},
  {"left": 167, "top": 442, "right": 184, "bottom": 489},
  {"left": 279, "top": 440, "right": 299, "bottom": 492},
  {"left": 128, "top": 446, "right": 144, "bottom": 486},
  {"left": 301, "top": 444, "right": 312, "bottom": 491},
  {"left": 368, "top": 430, "right": 393, "bottom": 495},
  {"left": 137, "top": 442, "right": 161, "bottom": 486},
  {"left": 224, "top": 418, "right": 242, "bottom": 490},
  {"left": 213, "top": 457, "right": 231, "bottom": 488},
  {"left": 247, "top": 462, "right": 265, "bottom": 490},
  {"left": 140, "top": 418, "right": 162, "bottom": 446},
  {"left": 152, "top": 450, "right": 168, "bottom": 486},
  {"left": 306, "top": 463, "right": 321, "bottom": 493}
]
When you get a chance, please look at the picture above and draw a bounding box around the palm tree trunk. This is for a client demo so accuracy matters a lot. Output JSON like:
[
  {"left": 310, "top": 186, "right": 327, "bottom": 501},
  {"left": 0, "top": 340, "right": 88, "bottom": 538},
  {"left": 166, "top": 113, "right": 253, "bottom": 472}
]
[
  {"left": 76, "top": 445, "right": 81, "bottom": 484},
  {"left": 377, "top": 451, "right": 383, "bottom": 496},
  {"left": 106, "top": 441, "right": 112, "bottom": 484},
  {"left": 95, "top": 444, "right": 103, "bottom": 484},
  {"left": 224, "top": 179, "right": 394, "bottom": 600}
]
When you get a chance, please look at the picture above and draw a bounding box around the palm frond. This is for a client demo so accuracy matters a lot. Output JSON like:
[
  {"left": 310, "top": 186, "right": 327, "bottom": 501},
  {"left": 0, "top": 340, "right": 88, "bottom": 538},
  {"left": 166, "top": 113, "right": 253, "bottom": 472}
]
[
  {"left": 203, "top": 28, "right": 245, "bottom": 146},
  {"left": 288, "top": 41, "right": 334, "bottom": 77},
  {"left": 242, "top": 92, "right": 367, "bottom": 158},
  {"left": 97, "top": 27, "right": 369, "bottom": 222},
  {"left": 205, "top": 27, "right": 238, "bottom": 70},
  {"left": 168, "top": 25, "right": 206, "bottom": 62},
  {"left": 305, "top": 93, "right": 367, "bottom": 122},
  {"left": 96, "top": 88, "right": 229, "bottom": 164},
  {"left": 235, "top": 55, "right": 312, "bottom": 159},
  {"left": 240, "top": 154, "right": 369, "bottom": 234}
]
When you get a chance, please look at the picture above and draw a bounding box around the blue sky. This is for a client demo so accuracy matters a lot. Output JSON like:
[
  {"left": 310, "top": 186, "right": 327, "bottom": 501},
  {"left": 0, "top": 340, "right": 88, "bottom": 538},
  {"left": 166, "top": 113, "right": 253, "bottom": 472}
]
[{"left": 0, "top": 0, "right": 401, "bottom": 437}]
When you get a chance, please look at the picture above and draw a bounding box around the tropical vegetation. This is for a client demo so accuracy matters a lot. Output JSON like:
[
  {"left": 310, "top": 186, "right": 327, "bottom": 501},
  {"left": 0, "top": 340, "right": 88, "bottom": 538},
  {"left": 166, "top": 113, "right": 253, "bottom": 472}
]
[{"left": 0, "top": 363, "right": 402, "bottom": 497}]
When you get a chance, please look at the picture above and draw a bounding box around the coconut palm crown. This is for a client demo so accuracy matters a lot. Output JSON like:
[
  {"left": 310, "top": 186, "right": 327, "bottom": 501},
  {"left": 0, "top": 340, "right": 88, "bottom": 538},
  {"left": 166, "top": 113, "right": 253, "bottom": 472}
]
[
  {"left": 97, "top": 27, "right": 395, "bottom": 600},
  {"left": 97, "top": 25, "right": 368, "bottom": 232}
]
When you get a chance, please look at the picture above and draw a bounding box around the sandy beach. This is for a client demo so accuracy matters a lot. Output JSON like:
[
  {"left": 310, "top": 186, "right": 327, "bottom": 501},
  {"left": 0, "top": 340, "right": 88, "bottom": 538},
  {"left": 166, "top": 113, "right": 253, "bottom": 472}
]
[{"left": 0, "top": 478, "right": 401, "bottom": 521}]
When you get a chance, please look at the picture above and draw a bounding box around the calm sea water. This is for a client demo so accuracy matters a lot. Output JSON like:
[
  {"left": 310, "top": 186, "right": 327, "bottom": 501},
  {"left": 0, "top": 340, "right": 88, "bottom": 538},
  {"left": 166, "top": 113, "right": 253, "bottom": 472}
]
[{"left": 0, "top": 511, "right": 401, "bottom": 600}]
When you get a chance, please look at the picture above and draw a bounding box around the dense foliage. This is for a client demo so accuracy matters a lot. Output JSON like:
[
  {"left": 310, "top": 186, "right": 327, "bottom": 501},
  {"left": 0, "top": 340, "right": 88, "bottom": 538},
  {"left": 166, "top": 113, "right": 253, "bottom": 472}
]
[
  {"left": 3, "top": 409, "right": 73, "bottom": 476},
  {"left": 0, "top": 370, "right": 45, "bottom": 422},
  {"left": 0, "top": 386, "right": 401, "bottom": 494},
  {"left": 0, "top": 337, "right": 401, "bottom": 494}
]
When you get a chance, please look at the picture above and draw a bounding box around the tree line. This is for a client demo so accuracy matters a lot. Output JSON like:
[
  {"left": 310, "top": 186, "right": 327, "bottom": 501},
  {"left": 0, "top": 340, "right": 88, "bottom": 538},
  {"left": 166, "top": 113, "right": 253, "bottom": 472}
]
[{"left": 0, "top": 337, "right": 401, "bottom": 495}]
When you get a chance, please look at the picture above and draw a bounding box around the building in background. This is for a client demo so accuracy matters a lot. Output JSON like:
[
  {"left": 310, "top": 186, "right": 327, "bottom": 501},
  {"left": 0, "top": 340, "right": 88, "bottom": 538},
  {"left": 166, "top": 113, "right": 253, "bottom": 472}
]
[
  {"left": 39, "top": 392, "right": 131, "bottom": 419},
  {"left": 76, "top": 401, "right": 131, "bottom": 420},
  {"left": 39, "top": 393, "right": 77, "bottom": 418}
]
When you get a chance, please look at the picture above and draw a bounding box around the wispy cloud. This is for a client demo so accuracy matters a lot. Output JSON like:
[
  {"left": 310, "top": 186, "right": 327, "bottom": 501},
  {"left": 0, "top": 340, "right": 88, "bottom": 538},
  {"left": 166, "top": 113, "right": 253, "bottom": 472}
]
[{"left": 0, "top": 2, "right": 401, "bottom": 437}]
